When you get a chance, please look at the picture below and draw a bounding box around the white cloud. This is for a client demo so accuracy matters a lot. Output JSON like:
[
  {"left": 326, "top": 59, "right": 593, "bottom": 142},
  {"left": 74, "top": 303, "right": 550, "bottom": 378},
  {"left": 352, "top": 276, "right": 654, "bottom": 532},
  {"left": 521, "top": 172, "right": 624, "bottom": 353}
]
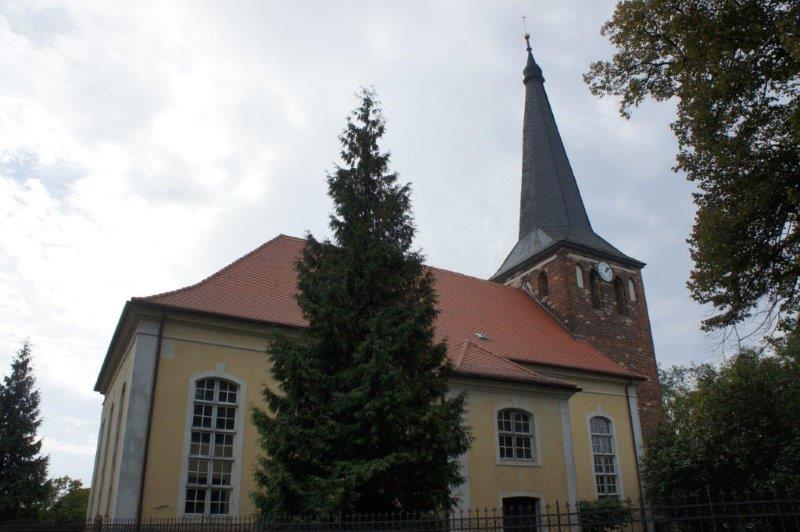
[
  {"left": 0, "top": 0, "right": 715, "bottom": 483},
  {"left": 44, "top": 436, "right": 97, "bottom": 458}
]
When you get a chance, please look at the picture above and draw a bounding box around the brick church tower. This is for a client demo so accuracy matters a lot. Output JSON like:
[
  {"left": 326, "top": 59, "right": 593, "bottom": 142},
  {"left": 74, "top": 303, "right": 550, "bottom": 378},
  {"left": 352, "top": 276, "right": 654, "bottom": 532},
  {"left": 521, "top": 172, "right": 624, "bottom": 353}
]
[{"left": 492, "top": 37, "right": 661, "bottom": 439}]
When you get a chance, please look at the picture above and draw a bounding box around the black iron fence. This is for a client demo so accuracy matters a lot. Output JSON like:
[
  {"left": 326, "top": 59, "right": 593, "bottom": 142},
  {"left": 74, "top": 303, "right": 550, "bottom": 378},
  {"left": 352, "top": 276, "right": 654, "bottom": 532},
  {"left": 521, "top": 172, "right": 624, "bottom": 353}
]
[{"left": 4, "top": 491, "right": 800, "bottom": 531}]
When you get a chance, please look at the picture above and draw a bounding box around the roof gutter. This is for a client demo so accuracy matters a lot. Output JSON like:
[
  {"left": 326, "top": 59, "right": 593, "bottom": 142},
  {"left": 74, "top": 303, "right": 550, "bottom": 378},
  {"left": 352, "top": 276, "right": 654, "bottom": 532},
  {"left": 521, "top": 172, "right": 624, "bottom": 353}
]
[
  {"left": 94, "top": 301, "right": 132, "bottom": 392},
  {"left": 95, "top": 300, "right": 304, "bottom": 393},
  {"left": 452, "top": 372, "right": 581, "bottom": 393}
]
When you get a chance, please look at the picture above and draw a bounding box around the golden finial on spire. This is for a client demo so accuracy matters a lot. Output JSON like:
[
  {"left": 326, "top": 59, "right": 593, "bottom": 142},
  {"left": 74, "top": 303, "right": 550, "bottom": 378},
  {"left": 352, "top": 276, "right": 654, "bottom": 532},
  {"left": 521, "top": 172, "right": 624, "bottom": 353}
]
[{"left": 522, "top": 16, "right": 532, "bottom": 52}]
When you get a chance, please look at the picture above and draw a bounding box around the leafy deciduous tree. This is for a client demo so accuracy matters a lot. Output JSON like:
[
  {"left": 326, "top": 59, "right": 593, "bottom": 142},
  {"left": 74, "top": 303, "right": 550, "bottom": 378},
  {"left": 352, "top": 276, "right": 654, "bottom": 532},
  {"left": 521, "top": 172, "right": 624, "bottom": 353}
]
[
  {"left": 585, "top": 0, "right": 800, "bottom": 334},
  {"left": 643, "top": 330, "right": 800, "bottom": 499},
  {"left": 42, "top": 476, "right": 89, "bottom": 522}
]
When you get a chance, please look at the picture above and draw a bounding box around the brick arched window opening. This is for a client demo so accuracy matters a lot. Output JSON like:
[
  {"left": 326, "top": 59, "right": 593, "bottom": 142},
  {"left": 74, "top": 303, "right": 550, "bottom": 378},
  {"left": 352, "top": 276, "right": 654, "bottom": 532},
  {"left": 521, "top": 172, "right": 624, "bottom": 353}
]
[
  {"left": 614, "top": 277, "right": 627, "bottom": 316},
  {"left": 627, "top": 278, "right": 637, "bottom": 302},
  {"left": 589, "top": 270, "right": 601, "bottom": 308},
  {"left": 538, "top": 271, "right": 549, "bottom": 298}
]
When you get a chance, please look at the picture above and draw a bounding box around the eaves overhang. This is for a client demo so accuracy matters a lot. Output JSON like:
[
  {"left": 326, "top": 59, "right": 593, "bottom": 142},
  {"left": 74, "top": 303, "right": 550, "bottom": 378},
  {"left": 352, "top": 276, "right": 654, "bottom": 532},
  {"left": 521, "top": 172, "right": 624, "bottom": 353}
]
[{"left": 491, "top": 240, "right": 646, "bottom": 283}]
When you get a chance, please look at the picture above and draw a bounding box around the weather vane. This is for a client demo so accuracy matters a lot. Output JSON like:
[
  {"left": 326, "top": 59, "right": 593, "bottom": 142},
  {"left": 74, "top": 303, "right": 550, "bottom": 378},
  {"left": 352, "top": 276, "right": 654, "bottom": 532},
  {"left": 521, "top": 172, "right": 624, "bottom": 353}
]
[{"left": 522, "top": 15, "right": 532, "bottom": 52}]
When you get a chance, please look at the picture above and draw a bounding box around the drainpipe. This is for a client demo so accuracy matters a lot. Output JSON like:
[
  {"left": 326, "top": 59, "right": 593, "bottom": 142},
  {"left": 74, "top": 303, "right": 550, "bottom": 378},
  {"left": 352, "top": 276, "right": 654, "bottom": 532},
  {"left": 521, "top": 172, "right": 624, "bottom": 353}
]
[
  {"left": 624, "top": 383, "right": 644, "bottom": 497},
  {"left": 625, "top": 382, "right": 653, "bottom": 532},
  {"left": 136, "top": 315, "right": 165, "bottom": 523}
]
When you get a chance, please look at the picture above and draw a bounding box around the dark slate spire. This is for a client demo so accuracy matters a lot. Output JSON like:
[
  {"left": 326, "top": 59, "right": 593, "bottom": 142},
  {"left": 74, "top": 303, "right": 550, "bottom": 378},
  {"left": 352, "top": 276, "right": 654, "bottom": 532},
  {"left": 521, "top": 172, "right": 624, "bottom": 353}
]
[{"left": 492, "top": 37, "right": 643, "bottom": 281}]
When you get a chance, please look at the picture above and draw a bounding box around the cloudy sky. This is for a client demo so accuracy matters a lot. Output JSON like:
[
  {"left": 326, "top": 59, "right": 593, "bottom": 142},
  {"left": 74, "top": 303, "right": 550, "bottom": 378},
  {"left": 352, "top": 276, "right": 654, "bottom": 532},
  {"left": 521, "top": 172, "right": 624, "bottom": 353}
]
[{"left": 0, "top": 0, "right": 714, "bottom": 484}]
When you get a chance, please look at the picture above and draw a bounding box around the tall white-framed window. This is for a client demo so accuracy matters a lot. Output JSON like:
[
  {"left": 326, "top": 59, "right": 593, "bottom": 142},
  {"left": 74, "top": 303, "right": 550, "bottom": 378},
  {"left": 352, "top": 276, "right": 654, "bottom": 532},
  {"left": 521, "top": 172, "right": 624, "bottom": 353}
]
[
  {"left": 497, "top": 409, "right": 535, "bottom": 461},
  {"left": 576, "top": 264, "right": 584, "bottom": 288},
  {"left": 182, "top": 377, "right": 240, "bottom": 515},
  {"left": 589, "top": 416, "right": 618, "bottom": 497}
]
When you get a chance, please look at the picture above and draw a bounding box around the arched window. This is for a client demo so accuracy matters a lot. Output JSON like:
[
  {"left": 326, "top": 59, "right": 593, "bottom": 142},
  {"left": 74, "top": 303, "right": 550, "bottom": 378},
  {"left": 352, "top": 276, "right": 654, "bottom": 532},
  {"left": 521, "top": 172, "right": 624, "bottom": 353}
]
[
  {"left": 106, "top": 383, "right": 126, "bottom": 516},
  {"left": 497, "top": 409, "right": 535, "bottom": 461},
  {"left": 89, "top": 416, "right": 106, "bottom": 517},
  {"left": 538, "top": 271, "right": 549, "bottom": 298},
  {"left": 184, "top": 378, "right": 239, "bottom": 515},
  {"left": 589, "top": 270, "right": 601, "bottom": 308},
  {"left": 627, "top": 278, "right": 637, "bottom": 302},
  {"left": 96, "top": 404, "right": 113, "bottom": 516},
  {"left": 576, "top": 264, "right": 584, "bottom": 288},
  {"left": 614, "top": 278, "right": 627, "bottom": 315},
  {"left": 590, "top": 416, "right": 618, "bottom": 497}
]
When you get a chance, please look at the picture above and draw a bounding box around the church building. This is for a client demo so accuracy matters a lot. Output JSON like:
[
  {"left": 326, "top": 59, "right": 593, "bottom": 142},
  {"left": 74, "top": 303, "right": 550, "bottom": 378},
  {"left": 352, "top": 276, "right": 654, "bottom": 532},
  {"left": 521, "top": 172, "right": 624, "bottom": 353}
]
[{"left": 87, "top": 41, "right": 660, "bottom": 521}]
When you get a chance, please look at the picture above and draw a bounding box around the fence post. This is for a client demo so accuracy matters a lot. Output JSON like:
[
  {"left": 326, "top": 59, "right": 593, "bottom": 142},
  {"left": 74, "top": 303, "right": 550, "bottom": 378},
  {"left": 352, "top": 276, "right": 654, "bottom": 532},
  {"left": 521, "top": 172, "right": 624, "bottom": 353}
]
[
  {"left": 555, "top": 500, "right": 562, "bottom": 532},
  {"left": 707, "top": 488, "right": 718, "bottom": 532}
]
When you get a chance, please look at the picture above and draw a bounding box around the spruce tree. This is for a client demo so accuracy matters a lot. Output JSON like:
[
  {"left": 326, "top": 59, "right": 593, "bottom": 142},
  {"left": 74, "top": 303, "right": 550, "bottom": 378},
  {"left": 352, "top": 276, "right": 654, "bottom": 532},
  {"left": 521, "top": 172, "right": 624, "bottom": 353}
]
[
  {"left": 252, "top": 89, "right": 470, "bottom": 518},
  {"left": 0, "top": 341, "right": 49, "bottom": 522}
]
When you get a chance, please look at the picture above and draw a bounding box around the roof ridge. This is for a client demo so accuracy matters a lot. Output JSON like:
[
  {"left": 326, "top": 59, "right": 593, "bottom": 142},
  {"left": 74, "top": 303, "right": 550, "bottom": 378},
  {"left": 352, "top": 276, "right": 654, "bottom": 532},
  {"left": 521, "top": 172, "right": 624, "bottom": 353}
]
[
  {"left": 137, "top": 234, "right": 523, "bottom": 302},
  {"left": 447, "top": 338, "right": 471, "bottom": 367},
  {"left": 136, "top": 234, "right": 304, "bottom": 302},
  {"left": 457, "top": 338, "right": 571, "bottom": 386},
  {"left": 427, "top": 265, "right": 525, "bottom": 294}
]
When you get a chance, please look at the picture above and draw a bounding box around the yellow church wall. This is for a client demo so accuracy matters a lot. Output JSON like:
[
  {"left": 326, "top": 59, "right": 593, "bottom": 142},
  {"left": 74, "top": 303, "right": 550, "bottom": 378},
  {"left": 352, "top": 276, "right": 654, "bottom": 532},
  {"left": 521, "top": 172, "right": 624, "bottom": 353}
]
[
  {"left": 449, "top": 379, "right": 573, "bottom": 510},
  {"left": 525, "top": 366, "right": 644, "bottom": 503},
  {"left": 139, "top": 317, "right": 282, "bottom": 519},
  {"left": 104, "top": 312, "right": 643, "bottom": 519},
  {"left": 87, "top": 329, "right": 136, "bottom": 519},
  {"left": 567, "top": 379, "right": 642, "bottom": 502}
]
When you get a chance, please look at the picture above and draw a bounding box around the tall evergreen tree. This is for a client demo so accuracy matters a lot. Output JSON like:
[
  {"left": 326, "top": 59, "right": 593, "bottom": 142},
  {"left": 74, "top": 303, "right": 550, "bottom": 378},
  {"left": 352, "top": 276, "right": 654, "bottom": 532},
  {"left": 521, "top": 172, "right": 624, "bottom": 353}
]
[
  {"left": 0, "top": 341, "right": 49, "bottom": 522},
  {"left": 252, "top": 89, "right": 470, "bottom": 518}
]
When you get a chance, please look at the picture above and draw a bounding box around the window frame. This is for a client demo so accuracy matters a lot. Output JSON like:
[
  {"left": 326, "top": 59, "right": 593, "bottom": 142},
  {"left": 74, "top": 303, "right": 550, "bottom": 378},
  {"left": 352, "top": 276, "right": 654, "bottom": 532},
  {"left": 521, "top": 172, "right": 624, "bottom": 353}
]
[
  {"left": 494, "top": 405, "right": 541, "bottom": 467},
  {"left": 96, "top": 403, "right": 114, "bottom": 516},
  {"left": 538, "top": 271, "right": 549, "bottom": 298},
  {"left": 178, "top": 371, "right": 246, "bottom": 518},
  {"left": 575, "top": 264, "right": 584, "bottom": 288},
  {"left": 586, "top": 412, "right": 624, "bottom": 499},
  {"left": 106, "top": 383, "right": 126, "bottom": 516},
  {"left": 627, "top": 278, "right": 637, "bottom": 302},
  {"left": 613, "top": 277, "right": 628, "bottom": 316},
  {"left": 589, "top": 270, "right": 602, "bottom": 308},
  {"left": 500, "top": 494, "right": 541, "bottom": 531}
]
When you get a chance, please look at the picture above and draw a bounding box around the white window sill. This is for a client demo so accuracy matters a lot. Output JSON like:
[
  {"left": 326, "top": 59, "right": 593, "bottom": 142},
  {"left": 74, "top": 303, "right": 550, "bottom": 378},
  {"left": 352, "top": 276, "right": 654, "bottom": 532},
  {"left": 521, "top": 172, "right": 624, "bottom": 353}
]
[{"left": 496, "top": 458, "right": 541, "bottom": 467}]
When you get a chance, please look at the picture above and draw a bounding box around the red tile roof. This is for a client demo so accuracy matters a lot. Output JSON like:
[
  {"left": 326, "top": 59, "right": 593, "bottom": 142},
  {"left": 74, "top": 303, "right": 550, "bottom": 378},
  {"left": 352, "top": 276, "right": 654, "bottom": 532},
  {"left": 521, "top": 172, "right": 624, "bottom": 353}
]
[
  {"left": 137, "top": 235, "right": 639, "bottom": 381},
  {"left": 448, "top": 340, "right": 575, "bottom": 388}
]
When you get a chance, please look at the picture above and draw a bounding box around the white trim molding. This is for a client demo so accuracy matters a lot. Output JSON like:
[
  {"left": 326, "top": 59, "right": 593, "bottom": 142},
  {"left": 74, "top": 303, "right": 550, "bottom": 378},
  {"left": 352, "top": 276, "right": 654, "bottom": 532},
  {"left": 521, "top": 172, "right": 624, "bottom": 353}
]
[
  {"left": 497, "top": 491, "right": 543, "bottom": 526},
  {"left": 626, "top": 386, "right": 645, "bottom": 463},
  {"left": 177, "top": 368, "right": 247, "bottom": 518},
  {"left": 112, "top": 320, "right": 159, "bottom": 520},
  {"left": 558, "top": 398, "right": 578, "bottom": 508},
  {"left": 492, "top": 400, "right": 543, "bottom": 467}
]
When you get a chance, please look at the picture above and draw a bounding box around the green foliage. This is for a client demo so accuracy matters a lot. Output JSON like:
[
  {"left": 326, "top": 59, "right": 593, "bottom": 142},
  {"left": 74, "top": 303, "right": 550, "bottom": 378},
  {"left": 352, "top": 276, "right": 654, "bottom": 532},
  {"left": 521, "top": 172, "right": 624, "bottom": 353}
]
[
  {"left": 643, "top": 329, "right": 800, "bottom": 499},
  {"left": 585, "top": 0, "right": 800, "bottom": 332},
  {"left": 251, "top": 89, "right": 471, "bottom": 518},
  {"left": 0, "top": 341, "right": 50, "bottom": 522},
  {"left": 41, "top": 476, "right": 89, "bottom": 522},
  {"left": 577, "top": 498, "right": 633, "bottom": 531}
]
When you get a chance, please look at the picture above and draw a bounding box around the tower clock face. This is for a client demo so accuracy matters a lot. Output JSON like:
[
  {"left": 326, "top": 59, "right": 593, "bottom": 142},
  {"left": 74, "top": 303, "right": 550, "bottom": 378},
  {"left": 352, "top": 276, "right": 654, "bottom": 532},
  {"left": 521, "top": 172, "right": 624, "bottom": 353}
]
[{"left": 597, "top": 262, "right": 613, "bottom": 282}]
